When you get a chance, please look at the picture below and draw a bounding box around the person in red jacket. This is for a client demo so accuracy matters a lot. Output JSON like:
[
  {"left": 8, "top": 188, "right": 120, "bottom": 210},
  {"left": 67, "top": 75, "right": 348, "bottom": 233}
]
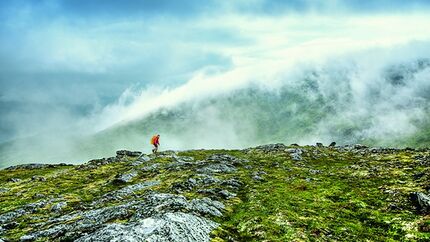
[{"left": 150, "top": 134, "right": 160, "bottom": 154}]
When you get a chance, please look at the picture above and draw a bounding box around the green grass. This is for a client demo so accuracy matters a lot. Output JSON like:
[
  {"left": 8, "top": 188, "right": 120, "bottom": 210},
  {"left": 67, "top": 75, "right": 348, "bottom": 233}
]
[{"left": 1, "top": 146, "right": 429, "bottom": 241}]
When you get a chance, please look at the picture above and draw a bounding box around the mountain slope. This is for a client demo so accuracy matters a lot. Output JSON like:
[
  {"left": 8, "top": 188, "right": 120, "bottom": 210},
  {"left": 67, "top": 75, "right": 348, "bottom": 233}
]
[{"left": 1, "top": 144, "right": 429, "bottom": 241}]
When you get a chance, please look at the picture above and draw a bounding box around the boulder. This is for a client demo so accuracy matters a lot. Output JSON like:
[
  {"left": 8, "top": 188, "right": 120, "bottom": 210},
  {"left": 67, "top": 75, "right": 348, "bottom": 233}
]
[
  {"left": 286, "top": 148, "right": 303, "bottom": 161},
  {"left": 410, "top": 192, "right": 430, "bottom": 214},
  {"left": 75, "top": 212, "right": 218, "bottom": 242}
]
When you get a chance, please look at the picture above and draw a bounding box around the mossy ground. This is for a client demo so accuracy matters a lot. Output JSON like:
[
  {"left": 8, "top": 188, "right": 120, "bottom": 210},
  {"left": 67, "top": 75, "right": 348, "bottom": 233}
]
[{"left": 1, "top": 146, "right": 429, "bottom": 241}]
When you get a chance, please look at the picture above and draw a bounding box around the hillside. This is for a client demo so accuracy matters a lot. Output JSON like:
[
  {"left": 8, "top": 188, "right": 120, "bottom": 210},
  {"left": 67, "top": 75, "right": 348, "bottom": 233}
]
[{"left": 1, "top": 144, "right": 430, "bottom": 241}]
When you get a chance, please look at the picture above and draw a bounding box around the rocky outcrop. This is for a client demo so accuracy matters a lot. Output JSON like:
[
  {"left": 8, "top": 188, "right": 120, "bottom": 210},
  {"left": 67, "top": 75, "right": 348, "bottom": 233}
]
[
  {"left": 20, "top": 193, "right": 224, "bottom": 241},
  {"left": 76, "top": 212, "right": 218, "bottom": 242}
]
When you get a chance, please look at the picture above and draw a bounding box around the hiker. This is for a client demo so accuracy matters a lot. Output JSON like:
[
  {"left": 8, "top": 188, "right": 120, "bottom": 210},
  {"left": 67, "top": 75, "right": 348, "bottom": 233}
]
[{"left": 151, "top": 134, "right": 160, "bottom": 154}]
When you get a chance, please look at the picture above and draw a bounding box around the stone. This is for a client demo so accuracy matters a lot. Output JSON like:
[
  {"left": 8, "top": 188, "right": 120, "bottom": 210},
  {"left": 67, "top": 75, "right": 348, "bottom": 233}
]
[
  {"left": 316, "top": 142, "right": 324, "bottom": 147},
  {"left": 116, "top": 150, "right": 142, "bottom": 157},
  {"left": 197, "top": 163, "right": 236, "bottom": 174},
  {"left": 253, "top": 175, "right": 264, "bottom": 181},
  {"left": 309, "top": 169, "right": 321, "bottom": 175},
  {"left": 252, "top": 143, "right": 287, "bottom": 153},
  {"left": 190, "top": 197, "right": 225, "bottom": 217},
  {"left": 3, "top": 221, "right": 19, "bottom": 230},
  {"left": 138, "top": 155, "right": 151, "bottom": 162},
  {"left": 410, "top": 192, "right": 430, "bottom": 214},
  {"left": 5, "top": 163, "right": 69, "bottom": 171},
  {"left": 353, "top": 144, "right": 368, "bottom": 149},
  {"left": 92, "top": 181, "right": 160, "bottom": 206},
  {"left": 51, "top": 202, "right": 67, "bottom": 212},
  {"left": 197, "top": 174, "right": 221, "bottom": 185},
  {"left": 172, "top": 178, "right": 198, "bottom": 193},
  {"left": 20, "top": 235, "right": 36, "bottom": 241},
  {"left": 141, "top": 163, "right": 160, "bottom": 172},
  {"left": 31, "top": 176, "right": 46, "bottom": 182},
  {"left": 8, "top": 178, "right": 21, "bottom": 183},
  {"left": 0, "top": 188, "right": 10, "bottom": 193},
  {"left": 220, "top": 178, "right": 243, "bottom": 189},
  {"left": 112, "top": 171, "right": 138, "bottom": 184},
  {"left": 206, "top": 154, "right": 248, "bottom": 165},
  {"left": 33, "top": 194, "right": 45, "bottom": 199},
  {"left": 0, "top": 199, "right": 56, "bottom": 224},
  {"left": 329, "top": 142, "right": 336, "bottom": 147},
  {"left": 286, "top": 148, "right": 303, "bottom": 161}
]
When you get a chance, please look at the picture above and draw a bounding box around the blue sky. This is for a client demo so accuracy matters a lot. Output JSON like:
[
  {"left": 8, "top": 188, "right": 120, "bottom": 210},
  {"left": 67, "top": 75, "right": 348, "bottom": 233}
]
[{"left": 1, "top": 0, "right": 430, "bottom": 143}]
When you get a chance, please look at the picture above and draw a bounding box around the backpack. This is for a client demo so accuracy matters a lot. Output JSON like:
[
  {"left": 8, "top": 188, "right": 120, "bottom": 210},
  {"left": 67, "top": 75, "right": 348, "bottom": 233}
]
[{"left": 150, "top": 135, "right": 157, "bottom": 145}]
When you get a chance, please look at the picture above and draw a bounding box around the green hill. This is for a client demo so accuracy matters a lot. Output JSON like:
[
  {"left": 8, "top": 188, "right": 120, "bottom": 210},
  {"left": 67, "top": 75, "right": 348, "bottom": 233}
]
[{"left": 1, "top": 144, "right": 429, "bottom": 241}]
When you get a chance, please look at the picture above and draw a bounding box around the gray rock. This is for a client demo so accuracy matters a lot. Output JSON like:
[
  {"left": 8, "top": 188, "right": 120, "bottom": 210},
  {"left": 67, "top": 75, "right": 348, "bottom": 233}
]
[
  {"left": 411, "top": 192, "right": 430, "bottom": 214},
  {"left": 20, "top": 235, "right": 36, "bottom": 241},
  {"left": 197, "top": 163, "right": 236, "bottom": 174},
  {"left": 138, "top": 155, "right": 151, "bottom": 162},
  {"left": 252, "top": 143, "right": 287, "bottom": 153},
  {"left": 5, "top": 163, "right": 70, "bottom": 171},
  {"left": 286, "top": 148, "right": 303, "bottom": 161},
  {"left": 3, "top": 221, "right": 19, "bottom": 230},
  {"left": 198, "top": 188, "right": 236, "bottom": 200},
  {"left": 79, "top": 157, "right": 119, "bottom": 170},
  {"left": 0, "top": 187, "right": 10, "bottom": 193},
  {"left": 141, "top": 163, "right": 160, "bottom": 172},
  {"left": 309, "top": 169, "right": 321, "bottom": 175},
  {"left": 252, "top": 175, "right": 264, "bottom": 181},
  {"left": 92, "top": 181, "right": 160, "bottom": 206},
  {"left": 31, "top": 176, "right": 47, "bottom": 182},
  {"left": 206, "top": 154, "right": 248, "bottom": 165},
  {"left": 0, "top": 199, "right": 55, "bottom": 224},
  {"left": 197, "top": 174, "right": 220, "bottom": 185},
  {"left": 116, "top": 150, "right": 142, "bottom": 157},
  {"left": 173, "top": 156, "right": 195, "bottom": 162},
  {"left": 172, "top": 178, "right": 198, "bottom": 192},
  {"left": 51, "top": 202, "right": 67, "bottom": 212},
  {"left": 220, "top": 178, "right": 242, "bottom": 189},
  {"left": 353, "top": 144, "right": 368, "bottom": 149},
  {"left": 19, "top": 192, "right": 225, "bottom": 241},
  {"left": 76, "top": 212, "right": 218, "bottom": 242},
  {"left": 190, "top": 198, "right": 225, "bottom": 217},
  {"left": 8, "top": 178, "right": 21, "bottom": 183},
  {"left": 32, "top": 193, "right": 45, "bottom": 199},
  {"left": 167, "top": 160, "right": 201, "bottom": 171},
  {"left": 113, "top": 171, "right": 138, "bottom": 184}
]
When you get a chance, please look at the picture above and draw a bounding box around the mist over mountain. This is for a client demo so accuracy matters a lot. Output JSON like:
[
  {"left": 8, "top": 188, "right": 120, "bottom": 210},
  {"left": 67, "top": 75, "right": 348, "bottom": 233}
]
[
  {"left": 2, "top": 44, "right": 429, "bottom": 167},
  {"left": 1, "top": 1, "right": 430, "bottom": 167},
  {"left": 92, "top": 51, "right": 430, "bottom": 151}
]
